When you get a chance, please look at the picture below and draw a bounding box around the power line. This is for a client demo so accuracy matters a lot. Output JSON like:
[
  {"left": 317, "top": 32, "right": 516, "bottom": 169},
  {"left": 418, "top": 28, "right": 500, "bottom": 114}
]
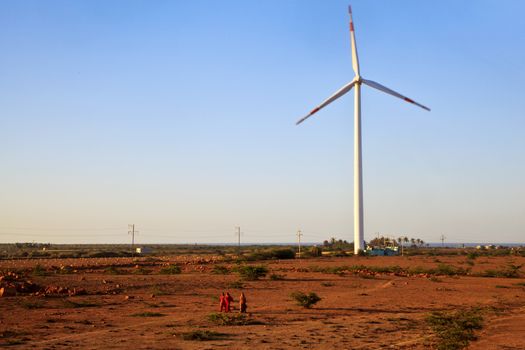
[
  {"left": 296, "top": 229, "right": 303, "bottom": 258},
  {"left": 235, "top": 226, "right": 242, "bottom": 254},
  {"left": 128, "top": 224, "right": 139, "bottom": 254}
]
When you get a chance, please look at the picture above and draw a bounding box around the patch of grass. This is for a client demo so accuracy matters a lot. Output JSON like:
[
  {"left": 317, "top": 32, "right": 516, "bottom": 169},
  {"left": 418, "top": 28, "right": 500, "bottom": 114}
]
[
  {"left": 466, "top": 252, "right": 478, "bottom": 260},
  {"left": 480, "top": 264, "right": 522, "bottom": 278},
  {"left": 290, "top": 292, "right": 321, "bottom": 309},
  {"left": 104, "top": 266, "right": 122, "bottom": 275},
  {"left": 143, "top": 301, "right": 175, "bottom": 308},
  {"left": 181, "top": 330, "right": 229, "bottom": 341},
  {"left": 208, "top": 313, "right": 262, "bottom": 326},
  {"left": 211, "top": 265, "right": 230, "bottom": 274},
  {"left": 244, "top": 248, "right": 295, "bottom": 261},
  {"left": 63, "top": 300, "right": 100, "bottom": 308},
  {"left": 4, "top": 339, "right": 26, "bottom": 346},
  {"left": 426, "top": 308, "right": 483, "bottom": 350},
  {"left": 132, "top": 267, "right": 151, "bottom": 275},
  {"left": 0, "top": 331, "right": 26, "bottom": 339},
  {"left": 228, "top": 280, "right": 245, "bottom": 289},
  {"left": 235, "top": 265, "right": 268, "bottom": 280},
  {"left": 386, "top": 317, "right": 419, "bottom": 331},
  {"left": 321, "top": 282, "right": 334, "bottom": 287},
  {"left": 513, "top": 282, "right": 525, "bottom": 286},
  {"left": 32, "top": 264, "right": 47, "bottom": 276},
  {"left": 151, "top": 285, "right": 170, "bottom": 296},
  {"left": 20, "top": 301, "right": 45, "bottom": 309},
  {"left": 434, "top": 264, "right": 468, "bottom": 276},
  {"left": 359, "top": 274, "right": 376, "bottom": 279},
  {"left": 159, "top": 265, "right": 182, "bottom": 275},
  {"left": 269, "top": 273, "right": 285, "bottom": 280},
  {"left": 57, "top": 265, "right": 74, "bottom": 274},
  {"left": 74, "top": 320, "right": 93, "bottom": 325},
  {"left": 130, "top": 312, "right": 166, "bottom": 317},
  {"left": 430, "top": 276, "right": 443, "bottom": 283},
  {"left": 495, "top": 285, "right": 510, "bottom": 289}
]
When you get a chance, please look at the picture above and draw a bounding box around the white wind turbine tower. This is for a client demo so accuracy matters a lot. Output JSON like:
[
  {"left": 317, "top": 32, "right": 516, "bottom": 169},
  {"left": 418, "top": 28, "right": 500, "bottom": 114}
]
[{"left": 296, "top": 6, "right": 430, "bottom": 254}]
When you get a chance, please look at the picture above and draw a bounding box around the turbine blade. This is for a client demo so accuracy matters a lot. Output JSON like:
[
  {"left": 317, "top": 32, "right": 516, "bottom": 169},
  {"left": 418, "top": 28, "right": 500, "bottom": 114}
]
[
  {"left": 362, "top": 79, "right": 430, "bottom": 111},
  {"left": 348, "top": 5, "right": 360, "bottom": 76},
  {"left": 296, "top": 81, "right": 356, "bottom": 125}
]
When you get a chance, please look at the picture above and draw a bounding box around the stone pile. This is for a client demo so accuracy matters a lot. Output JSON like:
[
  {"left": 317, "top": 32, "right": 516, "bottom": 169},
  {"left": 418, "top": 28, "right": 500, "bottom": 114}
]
[
  {"left": 0, "top": 271, "right": 87, "bottom": 297},
  {"left": 0, "top": 272, "right": 40, "bottom": 297}
]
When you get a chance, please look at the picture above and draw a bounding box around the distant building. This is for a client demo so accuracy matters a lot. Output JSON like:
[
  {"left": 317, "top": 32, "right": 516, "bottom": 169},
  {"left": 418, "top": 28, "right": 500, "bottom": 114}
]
[
  {"left": 366, "top": 246, "right": 398, "bottom": 256},
  {"left": 135, "top": 247, "right": 153, "bottom": 254}
]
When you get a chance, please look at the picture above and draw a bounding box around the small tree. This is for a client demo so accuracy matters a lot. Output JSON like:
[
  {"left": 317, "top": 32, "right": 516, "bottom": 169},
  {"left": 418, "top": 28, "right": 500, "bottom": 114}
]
[
  {"left": 236, "top": 265, "right": 268, "bottom": 280},
  {"left": 290, "top": 292, "right": 321, "bottom": 308}
]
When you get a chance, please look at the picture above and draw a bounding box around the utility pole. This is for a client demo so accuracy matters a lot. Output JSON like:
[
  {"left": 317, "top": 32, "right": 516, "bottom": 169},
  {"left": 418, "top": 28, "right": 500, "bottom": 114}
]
[
  {"left": 235, "top": 226, "right": 241, "bottom": 255},
  {"left": 128, "top": 224, "right": 138, "bottom": 255},
  {"left": 296, "top": 230, "right": 303, "bottom": 258},
  {"left": 440, "top": 234, "right": 446, "bottom": 247}
]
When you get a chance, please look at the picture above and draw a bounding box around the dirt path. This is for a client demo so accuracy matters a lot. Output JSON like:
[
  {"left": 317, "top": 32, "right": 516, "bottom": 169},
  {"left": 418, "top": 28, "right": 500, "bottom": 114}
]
[{"left": 468, "top": 306, "right": 525, "bottom": 350}]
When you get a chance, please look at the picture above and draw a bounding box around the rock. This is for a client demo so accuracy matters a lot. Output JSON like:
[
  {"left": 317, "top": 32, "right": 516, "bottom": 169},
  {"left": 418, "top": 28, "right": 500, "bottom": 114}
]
[{"left": 124, "top": 295, "right": 134, "bottom": 300}]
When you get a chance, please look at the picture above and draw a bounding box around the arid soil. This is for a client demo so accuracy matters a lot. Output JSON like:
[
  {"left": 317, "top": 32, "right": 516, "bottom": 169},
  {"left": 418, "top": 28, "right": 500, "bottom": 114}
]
[{"left": 1, "top": 255, "right": 524, "bottom": 349}]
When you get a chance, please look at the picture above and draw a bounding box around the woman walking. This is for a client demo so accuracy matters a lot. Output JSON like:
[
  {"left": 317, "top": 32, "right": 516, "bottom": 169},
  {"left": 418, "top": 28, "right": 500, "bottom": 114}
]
[{"left": 239, "top": 292, "right": 247, "bottom": 313}]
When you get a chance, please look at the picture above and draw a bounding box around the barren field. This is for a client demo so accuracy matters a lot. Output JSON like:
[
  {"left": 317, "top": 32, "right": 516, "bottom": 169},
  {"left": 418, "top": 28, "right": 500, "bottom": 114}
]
[{"left": 1, "top": 254, "right": 524, "bottom": 349}]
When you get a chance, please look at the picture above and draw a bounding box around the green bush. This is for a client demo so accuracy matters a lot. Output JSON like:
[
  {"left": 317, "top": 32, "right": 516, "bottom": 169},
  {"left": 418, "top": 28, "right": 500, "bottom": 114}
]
[
  {"left": 104, "top": 266, "right": 122, "bottom": 275},
  {"left": 181, "top": 330, "right": 228, "bottom": 341},
  {"left": 208, "top": 313, "right": 261, "bottom": 326},
  {"left": 271, "top": 248, "right": 296, "bottom": 259},
  {"left": 159, "top": 265, "right": 182, "bottom": 275},
  {"left": 245, "top": 248, "right": 295, "bottom": 261},
  {"left": 290, "top": 292, "right": 321, "bottom": 308},
  {"left": 211, "top": 265, "right": 230, "bottom": 274},
  {"left": 229, "top": 280, "right": 245, "bottom": 289},
  {"left": 426, "top": 308, "right": 483, "bottom": 350},
  {"left": 235, "top": 265, "right": 268, "bottom": 280},
  {"left": 87, "top": 251, "right": 131, "bottom": 258},
  {"left": 466, "top": 252, "right": 478, "bottom": 260},
  {"left": 269, "top": 273, "right": 285, "bottom": 280},
  {"left": 480, "top": 264, "right": 522, "bottom": 278},
  {"left": 32, "top": 264, "right": 47, "bottom": 276},
  {"left": 132, "top": 267, "right": 151, "bottom": 275}
]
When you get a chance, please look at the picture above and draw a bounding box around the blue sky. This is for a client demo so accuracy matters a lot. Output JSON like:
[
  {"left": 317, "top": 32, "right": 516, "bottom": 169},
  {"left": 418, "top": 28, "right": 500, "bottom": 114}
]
[{"left": 1, "top": 0, "right": 524, "bottom": 244}]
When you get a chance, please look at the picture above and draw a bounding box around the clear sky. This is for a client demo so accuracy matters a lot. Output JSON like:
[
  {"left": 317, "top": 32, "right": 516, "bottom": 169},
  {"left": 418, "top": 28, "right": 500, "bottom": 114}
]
[{"left": 1, "top": 0, "right": 524, "bottom": 244}]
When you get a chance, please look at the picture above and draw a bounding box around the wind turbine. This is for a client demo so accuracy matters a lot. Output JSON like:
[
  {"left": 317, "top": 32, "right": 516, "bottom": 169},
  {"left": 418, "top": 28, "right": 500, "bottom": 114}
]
[{"left": 296, "top": 6, "right": 430, "bottom": 254}]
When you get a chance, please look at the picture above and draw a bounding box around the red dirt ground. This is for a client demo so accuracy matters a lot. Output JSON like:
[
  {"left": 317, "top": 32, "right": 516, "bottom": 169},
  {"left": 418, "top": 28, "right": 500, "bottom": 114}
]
[{"left": 1, "top": 255, "right": 524, "bottom": 349}]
